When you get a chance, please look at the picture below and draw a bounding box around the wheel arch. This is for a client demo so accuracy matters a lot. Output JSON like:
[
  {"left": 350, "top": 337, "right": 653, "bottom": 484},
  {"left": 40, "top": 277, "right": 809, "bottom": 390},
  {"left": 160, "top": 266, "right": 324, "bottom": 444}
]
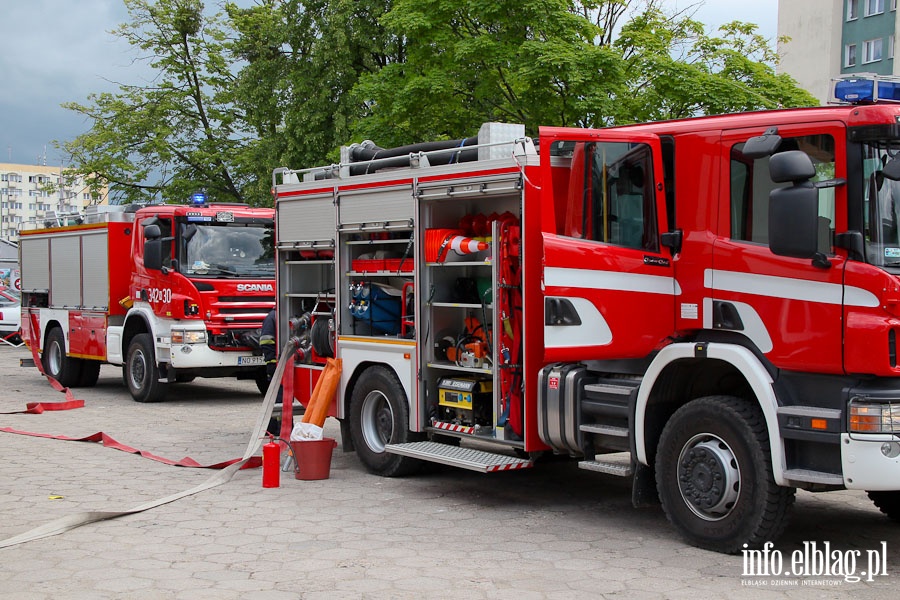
[
  {"left": 343, "top": 360, "right": 409, "bottom": 419},
  {"left": 121, "top": 312, "right": 151, "bottom": 356},
  {"left": 635, "top": 342, "right": 786, "bottom": 486},
  {"left": 42, "top": 318, "right": 65, "bottom": 350}
]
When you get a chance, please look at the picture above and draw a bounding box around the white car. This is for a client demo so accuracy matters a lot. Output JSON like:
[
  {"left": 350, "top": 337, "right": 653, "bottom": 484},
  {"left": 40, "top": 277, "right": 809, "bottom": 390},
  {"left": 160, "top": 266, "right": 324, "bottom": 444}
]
[{"left": 0, "top": 285, "right": 21, "bottom": 343}]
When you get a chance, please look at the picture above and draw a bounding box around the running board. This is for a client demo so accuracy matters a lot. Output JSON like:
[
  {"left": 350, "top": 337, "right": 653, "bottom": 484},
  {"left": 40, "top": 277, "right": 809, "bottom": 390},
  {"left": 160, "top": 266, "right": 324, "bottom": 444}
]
[
  {"left": 578, "top": 452, "right": 634, "bottom": 477},
  {"left": 782, "top": 468, "right": 844, "bottom": 486},
  {"left": 385, "top": 441, "right": 533, "bottom": 473}
]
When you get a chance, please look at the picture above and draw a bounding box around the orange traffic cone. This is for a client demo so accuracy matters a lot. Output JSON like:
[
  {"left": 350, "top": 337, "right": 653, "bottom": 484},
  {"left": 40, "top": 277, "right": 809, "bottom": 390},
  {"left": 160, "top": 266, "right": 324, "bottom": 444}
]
[{"left": 445, "top": 235, "right": 489, "bottom": 256}]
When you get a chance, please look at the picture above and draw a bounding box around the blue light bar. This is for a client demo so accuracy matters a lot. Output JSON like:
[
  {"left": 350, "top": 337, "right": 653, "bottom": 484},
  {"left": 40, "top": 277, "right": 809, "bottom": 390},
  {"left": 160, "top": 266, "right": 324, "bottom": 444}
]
[
  {"left": 190, "top": 191, "right": 207, "bottom": 205},
  {"left": 832, "top": 74, "right": 900, "bottom": 104}
]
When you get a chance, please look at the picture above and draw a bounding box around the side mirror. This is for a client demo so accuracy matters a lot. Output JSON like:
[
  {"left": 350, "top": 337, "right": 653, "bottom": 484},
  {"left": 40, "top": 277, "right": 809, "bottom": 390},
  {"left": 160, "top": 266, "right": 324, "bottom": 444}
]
[
  {"left": 768, "top": 151, "right": 827, "bottom": 267},
  {"left": 144, "top": 223, "right": 161, "bottom": 240},
  {"left": 769, "top": 185, "right": 819, "bottom": 259},
  {"left": 769, "top": 150, "right": 816, "bottom": 183},
  {"left": 883, "top": 155, "right": 900, "bottom": 181},
  {"left": 144, "top": 239, "right": 163, "bottom": 271},
  {"left": 742, "top": 127, "right": 782, "bottom": 159}
]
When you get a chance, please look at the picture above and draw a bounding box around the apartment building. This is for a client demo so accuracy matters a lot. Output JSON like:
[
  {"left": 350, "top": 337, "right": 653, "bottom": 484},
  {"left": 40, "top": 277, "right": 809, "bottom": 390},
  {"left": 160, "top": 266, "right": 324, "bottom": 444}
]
[
  {"left": 779, "top": 0, "right": 900, "bottom": 104},
  {"left": 0, "top": 163, "right": 106, "bottom": 242}
]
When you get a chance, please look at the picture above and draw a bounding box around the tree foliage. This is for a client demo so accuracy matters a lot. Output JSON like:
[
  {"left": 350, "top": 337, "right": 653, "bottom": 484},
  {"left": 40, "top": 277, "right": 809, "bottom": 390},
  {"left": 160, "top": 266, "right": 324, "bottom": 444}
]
[
  {"left": 352, "top": 0, "right": 818, "bottom": 142},
  {"left": 228, "top": 0, "right": 402, "bottom": 202},
  {"left": 60, "top": 0, "right": 816, "bottom": 205},
  {"left": 61, "top": 0, "right": 250, "bottom": 205}
]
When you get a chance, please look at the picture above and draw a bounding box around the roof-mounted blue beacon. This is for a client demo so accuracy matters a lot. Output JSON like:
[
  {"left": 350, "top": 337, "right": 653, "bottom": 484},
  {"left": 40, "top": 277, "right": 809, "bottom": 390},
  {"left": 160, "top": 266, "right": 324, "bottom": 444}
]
[
  {"left": 832, "top": 73, "right": 900, "bottom": 104},
  {"left": 190, "top": 191, "right": 207, "bottom": 206}
]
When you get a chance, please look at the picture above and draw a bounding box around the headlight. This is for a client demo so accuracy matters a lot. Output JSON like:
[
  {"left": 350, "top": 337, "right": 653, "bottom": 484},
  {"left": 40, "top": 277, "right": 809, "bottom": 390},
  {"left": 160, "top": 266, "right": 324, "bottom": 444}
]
[
  {"left": 171, "top": 329, "right": 207, "bottom": 344},
  {"left": 849, "top": 400, "right": 900, "bottom": 433}
]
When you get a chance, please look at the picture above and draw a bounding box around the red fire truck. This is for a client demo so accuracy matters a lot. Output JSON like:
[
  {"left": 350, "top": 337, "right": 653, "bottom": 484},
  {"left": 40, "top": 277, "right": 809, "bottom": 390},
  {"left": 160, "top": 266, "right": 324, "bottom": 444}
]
[
  {"left": 18, "top": 198, "right": 275, "bottom": 402},
  {"left": 271, "top": 75, "right": 900, "bottom": 552}
]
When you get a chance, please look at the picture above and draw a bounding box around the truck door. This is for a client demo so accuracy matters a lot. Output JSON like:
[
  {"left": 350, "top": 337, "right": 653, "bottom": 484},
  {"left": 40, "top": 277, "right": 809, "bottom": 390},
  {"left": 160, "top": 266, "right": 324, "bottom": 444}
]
[
  {"left": 713, "top": 124, "right": 845, "bottom": 372},
  {"left": 537, "top": 127, "right": 676, "bottom": 363}
]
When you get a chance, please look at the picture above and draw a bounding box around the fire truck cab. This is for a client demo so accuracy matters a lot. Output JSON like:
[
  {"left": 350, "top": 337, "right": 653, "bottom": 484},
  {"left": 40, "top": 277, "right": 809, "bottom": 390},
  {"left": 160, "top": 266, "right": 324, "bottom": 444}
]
[{"left": 272, "top": 74, "right": 900, "bottom": 552}]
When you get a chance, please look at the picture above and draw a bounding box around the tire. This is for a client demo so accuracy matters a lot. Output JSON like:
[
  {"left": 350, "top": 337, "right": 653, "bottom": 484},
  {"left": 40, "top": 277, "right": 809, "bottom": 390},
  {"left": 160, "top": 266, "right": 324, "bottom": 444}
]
[
  {"left": 349, "top": 366, "right": 422, "bottom": 477},
  {"left": 655, "top": 395, "right": 795, "bottom": 554},
  {"left": 77, "top": 360, "right": 102, "bottom": 387},
  {"left": 867, "top": 491, "right": 900, "bottom": 521},
  {"left": 125, "top": 333, "right": 167, "bottom": 403},
  {"left": 41, "top": 326, "right": 82, "bottom": 388}
]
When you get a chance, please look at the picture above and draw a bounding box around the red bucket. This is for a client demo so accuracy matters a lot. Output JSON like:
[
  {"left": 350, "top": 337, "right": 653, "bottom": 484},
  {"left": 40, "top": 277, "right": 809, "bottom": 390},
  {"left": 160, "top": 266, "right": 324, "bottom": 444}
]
[{"left": 290, "top": 438, "right": 337, "bottom": 480}]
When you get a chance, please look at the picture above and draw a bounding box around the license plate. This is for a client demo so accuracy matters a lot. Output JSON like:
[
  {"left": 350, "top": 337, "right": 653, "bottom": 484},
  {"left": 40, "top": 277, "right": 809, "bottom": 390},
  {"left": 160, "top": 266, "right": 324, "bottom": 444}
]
[{"left": 238, "top": 356, "right": 264, "bottom": 366}]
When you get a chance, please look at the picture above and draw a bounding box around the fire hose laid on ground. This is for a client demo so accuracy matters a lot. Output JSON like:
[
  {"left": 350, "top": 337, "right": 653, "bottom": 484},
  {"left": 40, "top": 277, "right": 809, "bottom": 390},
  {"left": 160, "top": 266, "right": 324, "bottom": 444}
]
[{"left": 0, "top": 340, "right": 297, "bottom": 549}]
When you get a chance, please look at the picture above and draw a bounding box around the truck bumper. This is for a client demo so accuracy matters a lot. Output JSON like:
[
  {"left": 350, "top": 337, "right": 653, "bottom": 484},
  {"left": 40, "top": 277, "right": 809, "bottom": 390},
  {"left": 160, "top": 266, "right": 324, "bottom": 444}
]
[
  {"left": 168, "top": 343, "right": 264, "bottom": 369},
  {"left": 841, "top": 433, "right": 900, "bottom": 490}
]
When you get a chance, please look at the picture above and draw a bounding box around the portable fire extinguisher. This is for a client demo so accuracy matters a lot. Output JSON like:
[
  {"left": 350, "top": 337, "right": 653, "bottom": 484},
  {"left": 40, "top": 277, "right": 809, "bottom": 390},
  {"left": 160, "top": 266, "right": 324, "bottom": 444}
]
[{"left": 262, "top": 434, "right": 280, "bottom": 488}]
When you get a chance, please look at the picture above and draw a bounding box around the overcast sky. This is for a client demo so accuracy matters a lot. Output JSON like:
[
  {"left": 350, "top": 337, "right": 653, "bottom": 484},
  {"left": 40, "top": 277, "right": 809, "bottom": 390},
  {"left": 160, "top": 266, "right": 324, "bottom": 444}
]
[{"left": 0, "top": 0, "right": 778, "bottom": 168}]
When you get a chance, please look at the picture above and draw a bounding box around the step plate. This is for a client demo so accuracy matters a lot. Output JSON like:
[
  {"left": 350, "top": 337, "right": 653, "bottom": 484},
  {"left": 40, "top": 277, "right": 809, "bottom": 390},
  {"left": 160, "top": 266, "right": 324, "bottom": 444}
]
[
  {"left": 385, "top": 441, "right": 533, "bottom": 473},
  {"left": 579, "top": 459, "right": 633, "bottom": 477}
]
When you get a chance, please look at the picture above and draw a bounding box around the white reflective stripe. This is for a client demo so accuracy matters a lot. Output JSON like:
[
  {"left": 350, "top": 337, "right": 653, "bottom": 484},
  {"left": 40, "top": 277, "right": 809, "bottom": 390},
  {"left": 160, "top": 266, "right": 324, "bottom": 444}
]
[
  {"left": 544, "top": 297, "right": 612, "bottom": 348},
  {"left": 545, "top": 267, "right": 680, "bottom": 296},
  {"left": 704, "top": 269, "right": 879, "bottom": 308}
]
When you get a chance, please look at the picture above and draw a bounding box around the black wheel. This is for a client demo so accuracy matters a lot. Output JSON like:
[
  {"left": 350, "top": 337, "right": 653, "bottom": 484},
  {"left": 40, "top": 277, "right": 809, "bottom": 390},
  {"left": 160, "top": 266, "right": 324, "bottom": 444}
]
[
  {"left": 868, "top": 491, "right": 900, "bottom": 521},
  {"left": 42, "top": 326, "right": 82, "bottom": 388},
  {"left": 349, "top": 366, "right": 422, "bottom": 477},
  {"left": 255, "top": 368, "right": 269, "bottom": 396},
  {"left": 77, "top": 360, "right": 101, "bottom": 387},
  {"left": 655, "top": 396, "right": 795, "bottom": 553},
  {"left": 125, "top": 333, "right": 167, "bottom": 403}
]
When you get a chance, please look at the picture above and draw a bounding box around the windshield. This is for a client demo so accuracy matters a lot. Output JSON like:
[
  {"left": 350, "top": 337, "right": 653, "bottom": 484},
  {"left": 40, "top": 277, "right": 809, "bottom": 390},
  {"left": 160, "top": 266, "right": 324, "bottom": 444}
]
[
  {"left": 178, "top": 222, "right": 275, "bottom": 278},
  {"left": 863, "top": 140, "right": 900, "bottom": 268}
]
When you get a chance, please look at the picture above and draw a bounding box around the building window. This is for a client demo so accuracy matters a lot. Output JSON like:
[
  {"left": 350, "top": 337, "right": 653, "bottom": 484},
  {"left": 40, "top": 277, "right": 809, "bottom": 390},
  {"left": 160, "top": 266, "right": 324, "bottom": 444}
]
[
  {"left": 893, "top": 0, "right": 897, "bottom": 10},
  {"left": 847, "top": 43, "right": 858, "bottom": 66},
  {"left": 866, "top": 0, "right": 885, "bottom": 15},
  {"left": 864, "top": 38, "right": 884, "bottom": 62},
  {"left": 891, "top": 35, "right": 896, "bottom": 58},
  {"left": 849, "top": 0, "right": 860, "bottom": 19}
]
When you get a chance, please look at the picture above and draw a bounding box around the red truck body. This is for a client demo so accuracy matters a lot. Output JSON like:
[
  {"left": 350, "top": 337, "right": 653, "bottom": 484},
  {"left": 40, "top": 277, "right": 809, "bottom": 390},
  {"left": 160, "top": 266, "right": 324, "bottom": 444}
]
[{"left": 272, "top": 78, "right": 900, "bottom": 552}]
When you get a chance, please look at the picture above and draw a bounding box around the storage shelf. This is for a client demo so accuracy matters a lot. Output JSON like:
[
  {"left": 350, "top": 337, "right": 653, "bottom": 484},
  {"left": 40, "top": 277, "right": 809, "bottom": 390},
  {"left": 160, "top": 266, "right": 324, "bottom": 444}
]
[
  {"left": 426, "top": 361, "right": 492, "bottom": 375},
  {"left": 431, "top": 302, "right": 491, "bottom": 309},
  {"left": 426, "top": 261, "right": 491, "bottom": 267},
  {"left": 346, "top": 239, "right": 411, "bottom": 246},
  {"left": 284, "top": 260, "right": 333, "bottom": 265},
  {"left": 347, "top": 271, "right": 413, "bottom": 277}
]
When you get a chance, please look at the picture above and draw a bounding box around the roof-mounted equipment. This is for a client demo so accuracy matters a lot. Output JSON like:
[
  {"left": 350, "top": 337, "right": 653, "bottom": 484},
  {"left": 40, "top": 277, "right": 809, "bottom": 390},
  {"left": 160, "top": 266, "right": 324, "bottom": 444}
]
[{"left": 831, "top": 73, "right": 900, "bottom": 104}]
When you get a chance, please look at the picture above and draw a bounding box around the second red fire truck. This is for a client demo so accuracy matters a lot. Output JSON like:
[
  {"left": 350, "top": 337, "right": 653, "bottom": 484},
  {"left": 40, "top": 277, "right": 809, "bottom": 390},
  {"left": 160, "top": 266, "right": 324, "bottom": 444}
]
[
  {"left": 19, "top": 198, "right": 276, "bottom": 402},
  {"left": 271, "top": 74, "right": 900, "bottom": 552}
]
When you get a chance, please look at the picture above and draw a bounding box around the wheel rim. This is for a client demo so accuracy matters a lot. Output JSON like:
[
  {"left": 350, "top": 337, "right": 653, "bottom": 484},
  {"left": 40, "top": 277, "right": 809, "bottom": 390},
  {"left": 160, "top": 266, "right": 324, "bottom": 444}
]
[
  {"left": 360, "top": 389, "right": 394, "bottom": 453},
  {"left": 129, "top": 348, "right": 147, "bottom": 391},
  {"left": 48, "top": 340, "right": 62, "bottom": 376},
  {"left": 676, "top": 433, "right": 741, "bottom": 521}
]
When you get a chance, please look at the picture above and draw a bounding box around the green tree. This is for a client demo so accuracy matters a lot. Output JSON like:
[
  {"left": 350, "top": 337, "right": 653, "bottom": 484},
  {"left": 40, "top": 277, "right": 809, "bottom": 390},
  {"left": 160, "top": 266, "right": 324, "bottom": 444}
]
[
  {"left": 229, "top": 0, "right": 402, "bottom": 201},
  {"left": 350, "top": 0, "right": 816, "bottom": 144},
  {"left": 61, "top": 0, "right": 251, "bottom": 205},
  {"left": 615, "top": 12, "right": 817, "bottom": 123}
]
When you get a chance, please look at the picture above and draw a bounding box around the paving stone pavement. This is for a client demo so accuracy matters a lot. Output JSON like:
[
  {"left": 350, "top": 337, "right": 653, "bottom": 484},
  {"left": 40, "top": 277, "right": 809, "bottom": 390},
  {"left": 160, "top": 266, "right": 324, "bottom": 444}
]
[{"left": 2, "top": 344, "right": 900, "bottom": 599}]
